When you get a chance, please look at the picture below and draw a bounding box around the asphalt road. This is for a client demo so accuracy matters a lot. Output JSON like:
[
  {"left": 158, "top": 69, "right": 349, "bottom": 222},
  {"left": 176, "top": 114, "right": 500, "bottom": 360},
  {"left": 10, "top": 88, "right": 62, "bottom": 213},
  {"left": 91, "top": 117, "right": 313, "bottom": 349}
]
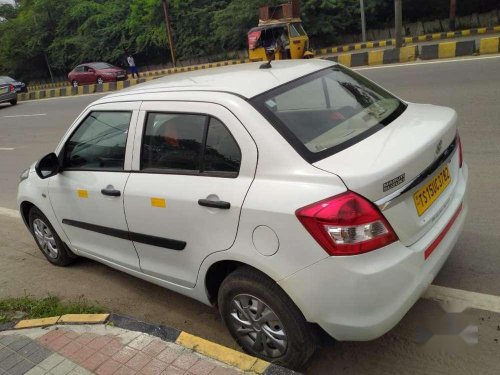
[{"left": 1, "top": 55, "right": 499, "bottom": 374}]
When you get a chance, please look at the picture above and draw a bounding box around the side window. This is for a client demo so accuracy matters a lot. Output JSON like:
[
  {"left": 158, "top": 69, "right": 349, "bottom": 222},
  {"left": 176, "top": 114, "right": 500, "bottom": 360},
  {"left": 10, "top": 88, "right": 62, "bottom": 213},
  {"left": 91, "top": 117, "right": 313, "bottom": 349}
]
[
  {"left": 141, "top": 113, "right": 241, "bottom": 176},
  {"left": 203, "top": 118, "right": 241, "bottom": 174},
  {"left": 141, "top": 113, "right": 206, "bottom": 171},
  {"left": 75, "top": 66, "right": 83, "bottom": 72},
  {"left": 64, "top": 111, "right": 132, "bottom": 171}
]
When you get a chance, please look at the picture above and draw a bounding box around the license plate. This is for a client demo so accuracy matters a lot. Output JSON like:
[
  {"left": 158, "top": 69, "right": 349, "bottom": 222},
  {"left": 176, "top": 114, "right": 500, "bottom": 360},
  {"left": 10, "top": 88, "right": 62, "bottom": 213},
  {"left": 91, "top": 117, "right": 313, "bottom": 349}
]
[
  {"left": 413, "top": 165, "right": 452, "bottom": 216},
  {"left": 0, "top": 87, "right": 7, "bottom": 94}
]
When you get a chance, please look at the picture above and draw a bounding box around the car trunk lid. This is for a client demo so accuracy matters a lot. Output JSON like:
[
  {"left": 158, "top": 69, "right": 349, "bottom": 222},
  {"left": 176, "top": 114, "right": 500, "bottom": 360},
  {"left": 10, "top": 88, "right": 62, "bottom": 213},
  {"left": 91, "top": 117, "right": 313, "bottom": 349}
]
[{"left": 313, "top": 102, "right": 460, "bottom": 245}]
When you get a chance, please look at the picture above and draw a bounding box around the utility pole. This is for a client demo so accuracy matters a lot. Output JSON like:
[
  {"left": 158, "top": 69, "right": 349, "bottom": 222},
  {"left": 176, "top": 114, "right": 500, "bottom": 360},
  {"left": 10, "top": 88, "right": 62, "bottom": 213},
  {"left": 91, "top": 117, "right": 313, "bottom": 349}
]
[
  {"left": 449, "top": 0, "right": 457, "bottom": 31},
  {"left": 360, "top": 0, "right": 366, "bottom": 42},
  {"left": 162, "top": 0, "right": 177, "bottom": 67},
  {"left": 394, "top": 0, "right": 403, "bottom": 48}
]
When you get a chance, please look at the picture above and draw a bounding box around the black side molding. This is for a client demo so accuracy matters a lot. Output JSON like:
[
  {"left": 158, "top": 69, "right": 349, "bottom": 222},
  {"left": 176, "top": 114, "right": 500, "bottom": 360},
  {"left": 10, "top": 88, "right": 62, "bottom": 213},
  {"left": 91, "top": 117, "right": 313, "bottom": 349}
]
[{"left": 62, "top": 219, "right": 186, "bottom": 251}]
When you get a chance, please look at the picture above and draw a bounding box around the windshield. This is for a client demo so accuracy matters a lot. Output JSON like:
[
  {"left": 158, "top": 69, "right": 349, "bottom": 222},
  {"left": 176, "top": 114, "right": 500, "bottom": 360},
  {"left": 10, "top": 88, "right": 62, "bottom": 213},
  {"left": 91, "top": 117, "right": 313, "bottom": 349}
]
[
  {"left": 0, "top": 76, "right": 15, "bottom": 84},
  {"left": 90, "top": 62, "right": 113, "bottom": 70},
  {"left": 251, "top": 66, "right": 406, "bottom": 162}
]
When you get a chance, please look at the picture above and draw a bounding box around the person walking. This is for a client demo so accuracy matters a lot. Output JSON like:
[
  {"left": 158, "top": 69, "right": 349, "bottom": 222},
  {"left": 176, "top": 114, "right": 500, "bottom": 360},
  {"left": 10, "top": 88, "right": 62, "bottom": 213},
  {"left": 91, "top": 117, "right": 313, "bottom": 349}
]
[{"left": 127, "top": 53, "right": 139, "bottom": 78}]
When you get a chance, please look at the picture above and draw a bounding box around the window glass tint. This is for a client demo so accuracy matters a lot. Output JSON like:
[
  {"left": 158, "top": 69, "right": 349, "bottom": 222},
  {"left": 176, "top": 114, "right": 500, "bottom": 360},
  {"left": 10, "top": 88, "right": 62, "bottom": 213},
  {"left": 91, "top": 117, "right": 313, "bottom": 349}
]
[
  {"left": 293, "top": 23, "right": 307, "bottom": 36},
  {"left": 64, "top": 111, "right": 131, "bottom": 170},
  {"left": 255, "top": 66, "right": 402, "bottom": 155},
  {"left": 91, "top": 63, "right": 113, "bottom": 69},
  {"left": 203, "top": 118, "right": 241, "bottom": 173},
  {"left": 141, "top": 113, "right": 206, "bottom": 171},
  {"left": 289, "top": 24, "right": 300, "bottom": 38}
]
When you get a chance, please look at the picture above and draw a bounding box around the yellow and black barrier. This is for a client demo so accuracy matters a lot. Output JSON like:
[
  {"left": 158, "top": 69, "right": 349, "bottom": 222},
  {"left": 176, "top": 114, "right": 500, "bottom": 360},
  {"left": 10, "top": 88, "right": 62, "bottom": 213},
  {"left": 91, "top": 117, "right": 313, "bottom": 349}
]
[
  {"left": 326, "top": 45, "right": 418, "bottom": 67},
  {"left": 479, "top": 36, "right": 500, "bottom": 54},
  {"left": 316, "top": 25, "right": 500, "bottom": 56},
  {"left": 420, "top": 39, "right": 476, "bottom": 59}
]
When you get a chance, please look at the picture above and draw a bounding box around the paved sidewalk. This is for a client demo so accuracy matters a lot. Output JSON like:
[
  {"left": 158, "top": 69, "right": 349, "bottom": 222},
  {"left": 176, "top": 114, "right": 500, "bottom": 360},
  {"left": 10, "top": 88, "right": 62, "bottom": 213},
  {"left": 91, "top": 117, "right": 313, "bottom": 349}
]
[{"left": 0, "top": 325, "right": 243, "bottom": 375}]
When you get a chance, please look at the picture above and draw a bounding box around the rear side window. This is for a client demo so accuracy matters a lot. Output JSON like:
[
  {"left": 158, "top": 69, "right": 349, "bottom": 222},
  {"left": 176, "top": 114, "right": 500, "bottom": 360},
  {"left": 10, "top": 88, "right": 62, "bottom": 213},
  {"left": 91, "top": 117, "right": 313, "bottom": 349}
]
[
  {"left": 64, "top": 111, "right": 132, "bottom": 171},
  {"left": 251, "top": 66, "right": 406, "bottom": 163},
  {"left": 141, "top": 113, "right": 241, "bottom": 176}
]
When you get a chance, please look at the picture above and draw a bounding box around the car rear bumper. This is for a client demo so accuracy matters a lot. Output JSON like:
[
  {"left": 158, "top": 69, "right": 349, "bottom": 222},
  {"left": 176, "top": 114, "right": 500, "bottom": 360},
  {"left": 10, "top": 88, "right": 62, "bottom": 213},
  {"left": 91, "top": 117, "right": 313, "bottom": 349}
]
[
  {"left": 0, "top": 91, "right": 17, "bottom": 103},
  {"left": 278, "top": 163, "right": 468, "bottom": 341}
]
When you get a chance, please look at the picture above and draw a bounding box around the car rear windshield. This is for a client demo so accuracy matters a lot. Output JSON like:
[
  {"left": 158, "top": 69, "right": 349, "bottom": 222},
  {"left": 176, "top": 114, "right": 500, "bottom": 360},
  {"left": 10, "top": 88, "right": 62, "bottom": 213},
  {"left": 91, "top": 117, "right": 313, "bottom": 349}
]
[
  {"left": 91, "top": 63, "right": 113, "bottom": 69},
  {"left": 251, "top": 66, "right": 406, "bottom": 163}
]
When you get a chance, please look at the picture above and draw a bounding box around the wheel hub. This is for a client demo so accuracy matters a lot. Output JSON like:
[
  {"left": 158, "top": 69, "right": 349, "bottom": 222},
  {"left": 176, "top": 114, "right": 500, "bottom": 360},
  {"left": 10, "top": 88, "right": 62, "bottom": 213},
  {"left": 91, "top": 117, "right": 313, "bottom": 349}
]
[
  {"left": 33, "top": 218, "right": 58, "bottom": 259},
  {"left": 229, "top": 294, "right": 287, "bottom": 358}
]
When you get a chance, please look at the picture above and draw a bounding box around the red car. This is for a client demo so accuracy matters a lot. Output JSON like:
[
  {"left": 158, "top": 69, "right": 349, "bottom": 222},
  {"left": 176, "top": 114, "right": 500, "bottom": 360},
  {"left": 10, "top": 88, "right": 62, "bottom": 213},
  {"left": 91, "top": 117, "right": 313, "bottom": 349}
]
[{"left": 68, "top": 62, "right": 127, "bottom": 87}]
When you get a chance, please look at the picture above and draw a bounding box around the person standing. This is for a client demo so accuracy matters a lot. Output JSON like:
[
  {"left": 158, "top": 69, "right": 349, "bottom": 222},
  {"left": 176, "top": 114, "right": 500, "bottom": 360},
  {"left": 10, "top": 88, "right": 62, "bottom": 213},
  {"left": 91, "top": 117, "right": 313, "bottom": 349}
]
[{"left": 127, "top": 54, "right": 139, "bottom": 78}]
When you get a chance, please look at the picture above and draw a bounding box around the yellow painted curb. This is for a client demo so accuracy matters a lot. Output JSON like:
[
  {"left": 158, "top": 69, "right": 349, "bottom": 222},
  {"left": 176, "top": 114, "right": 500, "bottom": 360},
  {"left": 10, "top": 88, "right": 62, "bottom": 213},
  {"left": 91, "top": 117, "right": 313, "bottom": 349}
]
[
  {"left": 15, "top": 316, "right": 60, "bottom": 329},
  {"left": 58, "top": 313, "right": 109, "bottom": 324},
  {"left": 176, "top": 331, "right": 270, "bottom": 374}
]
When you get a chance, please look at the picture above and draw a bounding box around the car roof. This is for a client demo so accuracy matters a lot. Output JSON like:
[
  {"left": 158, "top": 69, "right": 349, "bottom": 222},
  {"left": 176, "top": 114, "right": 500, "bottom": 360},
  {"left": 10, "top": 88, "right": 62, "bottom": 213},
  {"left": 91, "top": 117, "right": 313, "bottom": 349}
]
[{"left": 102, "top": 59, "right": 335, "bottom": 100}]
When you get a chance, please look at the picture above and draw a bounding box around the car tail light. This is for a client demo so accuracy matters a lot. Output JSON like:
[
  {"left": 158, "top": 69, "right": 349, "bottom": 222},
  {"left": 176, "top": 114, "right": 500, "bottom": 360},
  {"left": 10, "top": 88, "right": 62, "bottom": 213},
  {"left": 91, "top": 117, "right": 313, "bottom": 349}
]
[
  {"left": 457, "top": 133, "right": 463, "bottom": 168},
  {"left": 296, "top": 191, "right": 398, "bottom": 256},
  {"left": 9, "top": 84, "right": 15, "bottom": 93}
]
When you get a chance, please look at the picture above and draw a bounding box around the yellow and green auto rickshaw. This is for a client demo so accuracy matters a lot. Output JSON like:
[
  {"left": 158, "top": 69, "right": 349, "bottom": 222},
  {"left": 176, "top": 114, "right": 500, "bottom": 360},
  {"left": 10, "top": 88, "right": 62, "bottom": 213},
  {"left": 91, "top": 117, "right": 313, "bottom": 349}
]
[{"left": 248, "top": 19, "right": 314, "bottom": 62}]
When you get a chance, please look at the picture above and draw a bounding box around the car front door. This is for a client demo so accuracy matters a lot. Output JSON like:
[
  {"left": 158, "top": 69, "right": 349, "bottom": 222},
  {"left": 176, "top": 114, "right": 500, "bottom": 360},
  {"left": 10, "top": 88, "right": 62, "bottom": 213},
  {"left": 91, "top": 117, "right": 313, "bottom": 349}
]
[
  {"left": 48, "top": 102, "right": 141, "bottom": 270},
  {"left": 124, "top": 101, "right": 257, "bottom": 287}
]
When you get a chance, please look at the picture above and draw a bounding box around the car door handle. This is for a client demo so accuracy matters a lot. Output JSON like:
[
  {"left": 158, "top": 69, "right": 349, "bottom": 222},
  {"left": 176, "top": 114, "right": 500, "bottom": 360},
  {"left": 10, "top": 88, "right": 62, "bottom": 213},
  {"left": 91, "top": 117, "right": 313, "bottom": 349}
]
[
  {"left": 101, "top": 186, "right": 121, "bottom": 197},
  {"left": 198, "top": 199, "right": 230, "bottom": 209}
]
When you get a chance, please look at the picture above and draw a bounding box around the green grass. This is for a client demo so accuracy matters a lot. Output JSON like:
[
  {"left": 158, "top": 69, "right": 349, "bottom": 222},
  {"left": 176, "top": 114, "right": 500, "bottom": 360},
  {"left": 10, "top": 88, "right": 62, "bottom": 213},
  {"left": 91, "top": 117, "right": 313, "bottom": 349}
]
[{"left": 0, "top": 295, "right": 104, "bottom": 324}]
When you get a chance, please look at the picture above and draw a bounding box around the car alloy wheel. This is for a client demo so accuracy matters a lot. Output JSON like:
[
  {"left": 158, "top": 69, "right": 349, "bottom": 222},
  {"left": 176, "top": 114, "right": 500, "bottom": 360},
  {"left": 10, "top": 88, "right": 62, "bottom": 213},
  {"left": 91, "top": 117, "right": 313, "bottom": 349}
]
[
  {"left": 229, "top": 294, "right": 287, "bottom": 358},
  {"left": 97, "top": 77, "right": 104, "bottom": 85},
  {"left": 72, "top": 80, "right": 78, "bottom": 88},
  {"left": 32, "top": 218, "right": 59, "bottom": 259}
]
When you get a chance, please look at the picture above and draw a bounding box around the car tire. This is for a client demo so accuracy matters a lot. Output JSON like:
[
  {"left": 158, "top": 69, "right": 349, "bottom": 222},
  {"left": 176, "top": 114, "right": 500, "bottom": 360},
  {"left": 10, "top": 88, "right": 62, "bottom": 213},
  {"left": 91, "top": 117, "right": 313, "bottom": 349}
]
[
  {"left": 10, "top": 99, "right": 17, "bottom": 105},
  {"left": 218, "top": 266, "right": 316, "bottom": 370},
  {"left": 96, "top": 77, "right": 104, "bottom": 85},
  {"left": 28, "top": 206, "right": 78, "bottom": 266},
  {"left": 72, "top": 80, "right": 78, "bottom": 88}
]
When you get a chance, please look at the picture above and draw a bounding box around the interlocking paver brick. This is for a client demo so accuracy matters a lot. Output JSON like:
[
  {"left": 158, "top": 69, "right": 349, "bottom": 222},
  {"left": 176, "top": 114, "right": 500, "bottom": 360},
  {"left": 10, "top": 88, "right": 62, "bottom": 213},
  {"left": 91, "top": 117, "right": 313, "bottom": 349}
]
[
  {"left": 68, "top": 366, "right": 92, "bottom": 375},
  {"left": 157, "top": 347, "right": 184, "bottom": 364},
  {"left": 25, "top": 366, "right": 47, "bottom": 375},
  {"left": 100, "top": 338, "right": 122, "bottom": 357},
  {"left": 26, "top": 347, "right": 52, "bottom": 365},
  {"left": 128, "top": 335, "right": 153, "bottom": 351},
  {"left": 0, "top": 352, "right": 23, "bottom": 371},
  {"left": 95, "top": 359, "right": 121, "bottom": 375},
  {"left": 8, "top": 359, "right": 36, "bottom": 375},
  {"left": 209, "top": 367, "right": 241, "bottom": 375},
  {"left": 81, "top": 352, "right": 108, "bottom": 371},
  {"left": 161, "top": 366, "right": 185, "bottom": 375},
  {"left": 0, "top": 335, "right": 19, "bottom": 346},
  {"left": 38, "top": 353, "right": 65, "bottom": 371},
  {"left": 87, "top": 336, "right": 113, "bottom": 351},
  {"left": 37, "top": 330, "right": 64, "bottom": 345},
  {"left": 46, "top": 335, "right": 72, "bottom": 351},
  {"left": 172, "top": 352, "right": 199, "bottom": 370},
  {"left": 187, "top": 359, "right": 216, "bottom": 375},
  {"left": 6, "top": 336, "right": 32, "bottom": 351},
  {"left": 113, "top": 366, "right": 136, "bottom": 375},
  {"left": 142, "top": 340, "right": 168, "bottom": 357},
  {"left": 125, "top": 351, "right": 151, "bottom": 371},
  {"left": 50, "top": 359, "right": 77, "bottom": 375},
  {"left": 69, "top": 346, "right": 96, "bottom": 363},
  {"left": 116, "top": 332, "right": 141, "bottom": 346},
  {"left": 63, "top": 331, "right": 80, "bottom": 340},
  {"left": 112, "top": 347, "right": 138, "bottom": 364},
  {"left": 60, "top": 341, "right": 83, "bottom": 357},
  {"left": 0, "top": 347, "right": 14, "bottom": 362},
  {"left": 18, "top": 341, "right": 43, "bottom": 357},
  {"left": 140, "top": 358, "right": 168, "bottom": 375},
  {"left": 74, "top": 334, "right": 98, "bottom": 346}
]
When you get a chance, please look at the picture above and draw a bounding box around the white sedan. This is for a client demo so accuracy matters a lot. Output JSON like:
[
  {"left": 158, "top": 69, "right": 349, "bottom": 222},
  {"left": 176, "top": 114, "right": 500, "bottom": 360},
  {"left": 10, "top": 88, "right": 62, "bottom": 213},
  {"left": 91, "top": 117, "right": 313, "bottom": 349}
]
[{"left": 18, "top": 60, "right": 468, "bottom": 369}]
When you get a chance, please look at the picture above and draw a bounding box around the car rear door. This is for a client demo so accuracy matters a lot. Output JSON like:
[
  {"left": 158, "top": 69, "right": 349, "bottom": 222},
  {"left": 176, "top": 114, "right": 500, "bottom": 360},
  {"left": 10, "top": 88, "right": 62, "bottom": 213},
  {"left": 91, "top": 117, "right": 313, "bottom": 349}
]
[
  {"left": 48, "top": 102, "right": 141, "bottom": 269},
  {"left": 123, "top": 101, "right": 257, "bottom": 287}
]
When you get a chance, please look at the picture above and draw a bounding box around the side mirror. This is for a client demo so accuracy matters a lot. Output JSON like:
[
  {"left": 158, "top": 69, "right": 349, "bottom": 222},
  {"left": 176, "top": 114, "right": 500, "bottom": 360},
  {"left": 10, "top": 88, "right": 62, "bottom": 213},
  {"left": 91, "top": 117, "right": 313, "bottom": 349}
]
[{"left": 35, "top": 153, "right": 60, "bottom": 179}]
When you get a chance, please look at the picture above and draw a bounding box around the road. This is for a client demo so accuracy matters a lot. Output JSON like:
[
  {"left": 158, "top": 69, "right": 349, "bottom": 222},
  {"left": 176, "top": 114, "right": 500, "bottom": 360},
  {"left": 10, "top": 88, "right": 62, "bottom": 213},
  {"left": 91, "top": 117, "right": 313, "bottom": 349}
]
[{"left": 1, "top": 55, "right": 499, "bottom": 374}]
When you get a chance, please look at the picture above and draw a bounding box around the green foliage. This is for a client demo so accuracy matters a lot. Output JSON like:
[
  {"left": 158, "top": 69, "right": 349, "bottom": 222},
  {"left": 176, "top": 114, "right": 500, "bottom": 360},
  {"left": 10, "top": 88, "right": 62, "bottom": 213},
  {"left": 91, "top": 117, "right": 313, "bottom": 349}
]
[
  {"left": 0, "top": 294, "right": 104, "bottom": 323},
  {"left": 0, "top": 0, "right": 498, "bottom": 81}
]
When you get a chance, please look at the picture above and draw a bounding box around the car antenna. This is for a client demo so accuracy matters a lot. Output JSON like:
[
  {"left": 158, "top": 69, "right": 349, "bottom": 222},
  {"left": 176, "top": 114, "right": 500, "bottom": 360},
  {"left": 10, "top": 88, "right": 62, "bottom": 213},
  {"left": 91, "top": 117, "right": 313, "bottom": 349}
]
[{"left": 260, "top": 45, "right": 280, "bottom": 69}]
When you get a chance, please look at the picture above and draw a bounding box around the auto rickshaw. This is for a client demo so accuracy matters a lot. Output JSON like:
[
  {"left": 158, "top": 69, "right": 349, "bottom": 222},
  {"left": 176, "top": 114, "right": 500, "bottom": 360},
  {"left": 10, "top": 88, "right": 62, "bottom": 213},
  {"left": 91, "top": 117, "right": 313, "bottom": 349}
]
[{"left": 248, "top": 19, "right": 314, "bottom": 62}]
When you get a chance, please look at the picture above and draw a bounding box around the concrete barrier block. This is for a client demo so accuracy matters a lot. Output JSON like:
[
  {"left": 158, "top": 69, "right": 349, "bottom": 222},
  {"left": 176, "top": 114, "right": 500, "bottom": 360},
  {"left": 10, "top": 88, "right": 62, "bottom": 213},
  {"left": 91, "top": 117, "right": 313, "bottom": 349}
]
[
  {"left": 350, "top": 52, "right": 368, "bottom": 67},
  {"left": 455, "top": 40, "right": 475, "bottom": 56},
  {"left": 420, "top": 44, "right": 439, "bottom": 59},
  {"left": 479, "top": 37, "right": 500, "bottom": 54}
]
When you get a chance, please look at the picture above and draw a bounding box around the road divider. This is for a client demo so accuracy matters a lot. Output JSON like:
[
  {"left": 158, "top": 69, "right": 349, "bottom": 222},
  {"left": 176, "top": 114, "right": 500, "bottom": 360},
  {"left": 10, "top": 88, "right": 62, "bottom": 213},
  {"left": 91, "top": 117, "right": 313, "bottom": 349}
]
[
  {"left": 315, "top": 25, "right": 500, "bottom": 56},
  {"left": 421, "top": 40, "right": 476, "bottom": 60},
  {"left": 479, "top": 36, "right": 500, "bottom": 54}
]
